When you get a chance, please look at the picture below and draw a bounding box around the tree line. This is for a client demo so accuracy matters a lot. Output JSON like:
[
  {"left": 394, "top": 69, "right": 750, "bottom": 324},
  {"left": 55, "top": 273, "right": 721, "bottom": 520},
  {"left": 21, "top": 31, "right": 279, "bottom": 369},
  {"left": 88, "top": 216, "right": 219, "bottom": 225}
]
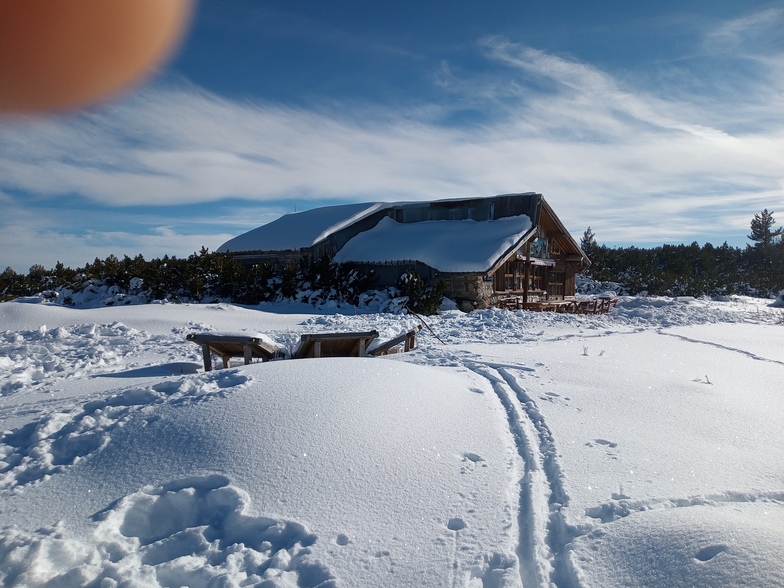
[
  {"left": 0, "top": 248, "right": 444, "bottom": 314},
  {"left": 2, "top": 209, "right": 781, "bottom": 307},
  {"left": 580, "top": 209, "right": 784, "bottom": 297}
]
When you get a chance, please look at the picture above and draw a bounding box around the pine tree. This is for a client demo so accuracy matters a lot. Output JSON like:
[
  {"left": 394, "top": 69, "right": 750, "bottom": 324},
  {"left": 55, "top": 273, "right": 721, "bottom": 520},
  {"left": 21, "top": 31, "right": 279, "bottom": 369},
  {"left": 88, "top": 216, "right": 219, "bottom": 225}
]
[
  {"left": 580, "top": 227, "right": 598, "bottom": 259},
  {"left": 746, "top": 209, "right": 783, "bottom": 296},
  {"left": 748, "top": 209, "right": 782, "bottom": 248},
  {"left": 580, "top": 227, "right": 599, "bottom": 276}
]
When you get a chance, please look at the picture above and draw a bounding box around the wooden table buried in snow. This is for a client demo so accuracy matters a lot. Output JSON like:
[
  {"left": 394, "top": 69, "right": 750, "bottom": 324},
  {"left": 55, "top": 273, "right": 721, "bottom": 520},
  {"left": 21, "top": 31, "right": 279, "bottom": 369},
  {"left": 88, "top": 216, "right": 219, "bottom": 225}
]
[
  {"left": 187, "top": 333, "right": 282, "bottom": 371},
  {"left": 293, "top": 330, "right": 379, "bottom": 359}
]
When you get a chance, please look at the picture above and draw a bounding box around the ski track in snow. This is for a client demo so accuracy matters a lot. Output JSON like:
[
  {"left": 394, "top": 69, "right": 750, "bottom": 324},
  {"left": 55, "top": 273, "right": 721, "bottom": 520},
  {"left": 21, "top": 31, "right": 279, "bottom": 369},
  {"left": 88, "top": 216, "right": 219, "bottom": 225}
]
[
  {"left": 403, "top": 299, "right": 784, "bottom": 588},
  {"left": 658, "top": 330, "right": 784, "bottom": 366},
  {"left": 441, "top": 355, "right": 581, "bottom": 588},
  {"left": 415, "top": 341, "right": 575, "bottom": 587},
  {"left": 469, "top": 363, "right": 559, "bottom": 588}
]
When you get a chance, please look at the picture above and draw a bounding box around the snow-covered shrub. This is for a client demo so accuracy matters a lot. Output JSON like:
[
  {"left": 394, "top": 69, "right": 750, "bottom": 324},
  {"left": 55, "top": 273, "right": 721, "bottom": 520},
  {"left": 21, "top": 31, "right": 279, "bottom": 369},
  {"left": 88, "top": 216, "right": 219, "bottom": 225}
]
[
  {"left": 576, "top": 274, "right": 628, "bottom": 297},
  {"left": 396, "top": 271, "right": 445, "bottom": 315}
]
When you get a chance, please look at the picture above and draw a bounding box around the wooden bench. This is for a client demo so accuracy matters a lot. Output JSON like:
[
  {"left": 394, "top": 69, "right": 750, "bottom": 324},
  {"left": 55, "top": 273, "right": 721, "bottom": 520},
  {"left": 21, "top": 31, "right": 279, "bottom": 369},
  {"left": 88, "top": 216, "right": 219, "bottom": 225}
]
[
  {"left": 598, "top": 297, "right": 618, "bottom": 313},
  {"left": 499, "top": 296, "right": 522, "bottom": 311},
  {"left": 187, "top": 333, "right": 283, "bottom": 371},
  {"left": 370, "top": 325, "right": 422, "bottom": 356},
  {"left": 293, "top": 330, "right": 379, "bottom": 359},
  {"left": 523, "top": 300, "right": 573, "bottom": 312},
  {"left": 523, "top": 298, "right": 617, "bottom": 314}
]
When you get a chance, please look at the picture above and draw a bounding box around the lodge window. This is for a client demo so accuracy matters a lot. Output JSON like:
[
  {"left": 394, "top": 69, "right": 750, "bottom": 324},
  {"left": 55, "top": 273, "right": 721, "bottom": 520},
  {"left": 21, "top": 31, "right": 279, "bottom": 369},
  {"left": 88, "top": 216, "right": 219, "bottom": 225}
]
[
  {"left": 496, "top": 260, "right": 527, "bottom": 292},
  {"left": 496, "top": 261, "right": 556, "bottom": 293},
  {"left": 530, "top": 238, "right": 547, "bottom": 259},
  {"left": 529, "top": 237, "right": 562, "bottom": 261},
  {"left": 530, "top": 265, "right": 545, "bottom": 292}
]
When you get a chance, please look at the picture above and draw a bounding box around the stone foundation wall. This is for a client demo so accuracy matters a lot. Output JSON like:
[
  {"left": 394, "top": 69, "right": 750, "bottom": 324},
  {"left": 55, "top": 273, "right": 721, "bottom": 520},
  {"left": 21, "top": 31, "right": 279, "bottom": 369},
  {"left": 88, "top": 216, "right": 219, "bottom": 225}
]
[{"left": 441, "top": 274, "right": 494, "bottom": 310}]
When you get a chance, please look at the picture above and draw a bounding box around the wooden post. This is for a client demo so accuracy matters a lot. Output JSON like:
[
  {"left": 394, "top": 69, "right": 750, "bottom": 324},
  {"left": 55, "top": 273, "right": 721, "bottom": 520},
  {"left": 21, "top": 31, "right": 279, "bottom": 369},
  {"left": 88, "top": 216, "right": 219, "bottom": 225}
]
[
  {"left": 314, "top": 340, "right": 322, "bottom": 358},
  {"left": 358, "top": 338, "right": 366, "bottom": 356},
  {"left": 201, "top": 344, "right": 212, "bottom": 372},
  {"left": 222, "top": 355, "right": 231, "bottom": 369},
  {"left": 523, "top": 241, "right": 531, "bottom": 306},
  {"left": 243, "top": 344, "right": 253, "bottom": 365}
]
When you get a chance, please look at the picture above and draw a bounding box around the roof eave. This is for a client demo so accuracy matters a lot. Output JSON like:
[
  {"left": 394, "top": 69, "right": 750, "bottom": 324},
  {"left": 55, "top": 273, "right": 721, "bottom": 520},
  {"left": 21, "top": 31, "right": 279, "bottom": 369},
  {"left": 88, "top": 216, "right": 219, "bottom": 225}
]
[
  {"left": 540, "top": 197, "right": 591, "bottom": 266},
  {"left": 485, "top": 225, "right": 539, "bottom": 277}
]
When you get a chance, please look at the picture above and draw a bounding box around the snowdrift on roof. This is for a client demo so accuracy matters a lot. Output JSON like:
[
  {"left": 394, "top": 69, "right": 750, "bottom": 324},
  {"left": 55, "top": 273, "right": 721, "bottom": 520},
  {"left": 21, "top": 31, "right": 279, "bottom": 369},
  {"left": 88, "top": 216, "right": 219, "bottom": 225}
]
[{"left": 333, "top": 214, "right": 533, "bottom": 272}]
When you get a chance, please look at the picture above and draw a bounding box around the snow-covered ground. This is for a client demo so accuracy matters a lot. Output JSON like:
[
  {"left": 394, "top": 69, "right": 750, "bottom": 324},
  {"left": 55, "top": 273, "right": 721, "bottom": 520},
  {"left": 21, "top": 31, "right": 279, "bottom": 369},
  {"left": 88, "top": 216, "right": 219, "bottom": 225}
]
[{"left": 1, "top": 296, "right": 783, "bottom": 587}]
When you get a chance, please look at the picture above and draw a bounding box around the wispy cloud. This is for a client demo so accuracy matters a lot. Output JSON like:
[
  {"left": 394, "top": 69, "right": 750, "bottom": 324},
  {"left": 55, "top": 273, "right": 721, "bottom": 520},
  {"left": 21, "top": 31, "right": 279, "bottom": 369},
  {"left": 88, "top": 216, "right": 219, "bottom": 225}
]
[
  {"left": 1, "top": 7, "right": 783, "bottom": 270},
  {"left": 704, "top": 6, "right": 784, "bottom": 54}
]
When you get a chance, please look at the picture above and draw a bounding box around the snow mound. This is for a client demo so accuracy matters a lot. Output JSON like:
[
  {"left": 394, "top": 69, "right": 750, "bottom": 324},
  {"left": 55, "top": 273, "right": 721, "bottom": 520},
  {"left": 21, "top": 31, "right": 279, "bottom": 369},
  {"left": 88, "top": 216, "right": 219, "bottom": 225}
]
[
  {"left": 569, "top": 501, "right": 784, "bottom": 587},
  {"left": 611, "top": 295, "right": 773, "bottom": 327},
  {"left": 0, "top": 358, "right": 519, "bottom": 586}
]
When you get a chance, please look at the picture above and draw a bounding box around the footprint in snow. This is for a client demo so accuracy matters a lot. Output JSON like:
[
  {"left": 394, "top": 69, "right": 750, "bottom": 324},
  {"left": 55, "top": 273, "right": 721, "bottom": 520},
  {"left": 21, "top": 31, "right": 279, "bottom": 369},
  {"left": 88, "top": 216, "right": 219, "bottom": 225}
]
[
  {"left": 447, "top": 517, "right": 467, "bottom": 531},
  {"left": 594, "top": 438, "right": 618, "bottom": 448},
  {"left": 460, "top": 452, "right": 488, "bottom": 474},
  {"left": 585, "top": 439, "right": 619, "bottom": 459},
  {"left": 695, "top": 544, "right": 728, "bottom": 561}
]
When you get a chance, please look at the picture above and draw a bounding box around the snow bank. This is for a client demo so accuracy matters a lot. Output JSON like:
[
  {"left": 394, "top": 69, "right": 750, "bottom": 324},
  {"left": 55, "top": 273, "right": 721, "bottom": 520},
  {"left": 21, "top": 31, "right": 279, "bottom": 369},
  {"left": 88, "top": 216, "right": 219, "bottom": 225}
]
[{"left": 569, "top": 501, "right": 784, "bottom": 587}]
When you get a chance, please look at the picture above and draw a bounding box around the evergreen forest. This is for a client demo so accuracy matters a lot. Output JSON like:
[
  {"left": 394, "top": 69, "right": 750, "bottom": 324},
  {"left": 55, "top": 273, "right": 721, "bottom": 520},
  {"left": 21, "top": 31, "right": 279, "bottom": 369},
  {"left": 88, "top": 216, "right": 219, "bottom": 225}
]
[{"left": 580, "top": 209, "right": 784, "bottom": 297}]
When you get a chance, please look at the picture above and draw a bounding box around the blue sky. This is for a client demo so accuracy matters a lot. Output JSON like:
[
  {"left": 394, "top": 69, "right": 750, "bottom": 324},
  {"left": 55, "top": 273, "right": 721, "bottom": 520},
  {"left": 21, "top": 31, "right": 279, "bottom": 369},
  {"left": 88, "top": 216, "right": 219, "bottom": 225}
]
[{"left": 2, "top": 0, "right": 783, "bottom": 271}]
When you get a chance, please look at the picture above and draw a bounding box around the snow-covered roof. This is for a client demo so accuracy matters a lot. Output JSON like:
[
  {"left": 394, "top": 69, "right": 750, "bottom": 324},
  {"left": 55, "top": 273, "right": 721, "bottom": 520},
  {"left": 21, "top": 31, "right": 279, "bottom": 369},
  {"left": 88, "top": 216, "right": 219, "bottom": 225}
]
[
  {"left": 333, "top": 215, "right": 534, "bottom": 273},
  {"left": 218, "top": 202, "right": 389, "bottom": 253},
  {"left": 217, "top": 193, "right": 555, "bottom": 272}
]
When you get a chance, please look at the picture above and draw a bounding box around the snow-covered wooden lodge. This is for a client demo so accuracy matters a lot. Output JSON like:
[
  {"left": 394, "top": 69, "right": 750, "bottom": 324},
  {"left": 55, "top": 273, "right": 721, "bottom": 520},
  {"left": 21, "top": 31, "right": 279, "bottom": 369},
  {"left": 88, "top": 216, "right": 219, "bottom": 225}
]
[{"left": 218, "top": 193, "right": 589, "bottom": 310}]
